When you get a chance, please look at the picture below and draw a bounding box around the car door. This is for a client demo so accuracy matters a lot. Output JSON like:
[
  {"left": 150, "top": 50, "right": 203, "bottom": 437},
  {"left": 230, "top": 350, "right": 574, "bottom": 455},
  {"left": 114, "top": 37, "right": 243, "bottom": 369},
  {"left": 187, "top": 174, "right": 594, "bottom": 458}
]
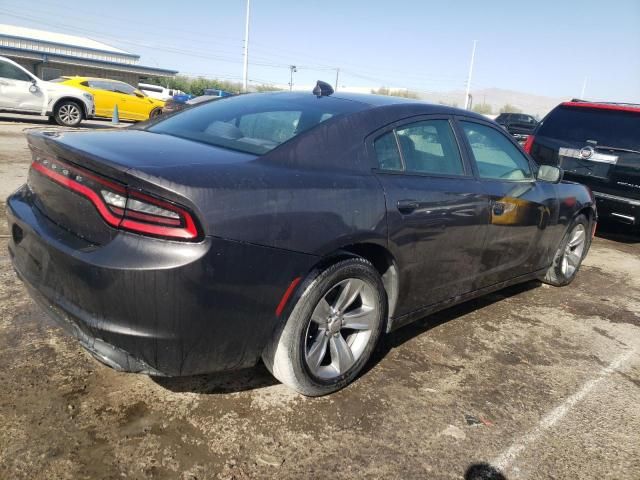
[
  {"left": 112, "top": 81, "right": 148, "bottom": 120},
  {"left": 370, "top": 116, "right": 491, "bottom": 317},
  {"left": 0, "top": 60, "right": 42, "bottom": 112},
  {"left": 87, "top": 80, "right": 119, "bottom": 118},
  {"left": 456, "top": 118, "right": 559, "bottom": 286}
]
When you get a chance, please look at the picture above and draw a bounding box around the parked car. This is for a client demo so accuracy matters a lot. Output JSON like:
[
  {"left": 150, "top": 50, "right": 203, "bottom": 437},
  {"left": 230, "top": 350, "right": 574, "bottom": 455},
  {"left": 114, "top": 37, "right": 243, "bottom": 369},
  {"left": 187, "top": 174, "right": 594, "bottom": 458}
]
[
  {"left": 162, "top": 94, "right": 221, "bottom": 115},
  {"left": 0, "top": 56, "right": 95, "bottom": 127},
  {"left": 526, "top": 100, "right": 639, "bottom": 229},
  {"left": 138, "top": 82, "right": 185, "bottom": 101},
  {"left": 54, "top": 77, "right": 165, "bottom": 121},
  {"left": 495, "top": 113, "right": 538, "bottom": 142},
  {"left": 7, "top": 84, "right": 596, "bottom": 396}
]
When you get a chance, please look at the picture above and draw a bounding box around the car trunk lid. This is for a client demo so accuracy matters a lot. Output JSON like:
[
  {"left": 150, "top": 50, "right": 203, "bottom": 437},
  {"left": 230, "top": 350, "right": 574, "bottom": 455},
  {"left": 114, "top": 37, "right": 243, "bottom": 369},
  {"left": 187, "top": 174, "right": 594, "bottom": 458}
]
[{"left": 26, "top": 129, "right": 256, "bottom": 244}]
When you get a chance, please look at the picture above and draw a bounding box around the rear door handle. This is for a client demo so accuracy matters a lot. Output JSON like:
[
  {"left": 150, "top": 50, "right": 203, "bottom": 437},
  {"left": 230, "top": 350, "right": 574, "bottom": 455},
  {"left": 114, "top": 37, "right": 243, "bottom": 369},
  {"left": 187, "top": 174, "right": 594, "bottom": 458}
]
[{"left": 397, "top": 199, "right": 420, "bottom": 214}]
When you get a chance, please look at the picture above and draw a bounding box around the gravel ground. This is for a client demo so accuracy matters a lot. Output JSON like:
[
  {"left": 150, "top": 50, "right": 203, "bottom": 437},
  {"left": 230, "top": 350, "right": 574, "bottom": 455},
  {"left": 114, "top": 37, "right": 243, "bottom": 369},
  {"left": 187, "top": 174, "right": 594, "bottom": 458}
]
[{"left": 1, "top": 117, "right": 639, "bottom": 480}]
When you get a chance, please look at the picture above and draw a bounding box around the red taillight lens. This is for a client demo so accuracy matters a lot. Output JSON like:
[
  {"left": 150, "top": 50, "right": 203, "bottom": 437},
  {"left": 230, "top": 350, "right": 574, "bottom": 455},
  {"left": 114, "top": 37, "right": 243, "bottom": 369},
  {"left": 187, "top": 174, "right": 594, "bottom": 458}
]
[
  {"left": 523, "top": 135, "right": 535, "bottom": 154},
  {"left": 30, "top": 155, "right": 201, "bottom": 241}
]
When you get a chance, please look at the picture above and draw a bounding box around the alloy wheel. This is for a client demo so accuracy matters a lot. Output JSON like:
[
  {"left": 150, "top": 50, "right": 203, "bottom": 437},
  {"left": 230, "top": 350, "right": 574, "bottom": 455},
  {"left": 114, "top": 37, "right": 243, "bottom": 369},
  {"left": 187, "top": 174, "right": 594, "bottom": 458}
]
[
  {"left": 560, "top": 224, "right": 586, "bottom": 277},
  {"left": 59, "top": 104, "right": 81, "bottom": 125},
  {"left": 304, "top": 278, "right": 377, "bottom": 380}
]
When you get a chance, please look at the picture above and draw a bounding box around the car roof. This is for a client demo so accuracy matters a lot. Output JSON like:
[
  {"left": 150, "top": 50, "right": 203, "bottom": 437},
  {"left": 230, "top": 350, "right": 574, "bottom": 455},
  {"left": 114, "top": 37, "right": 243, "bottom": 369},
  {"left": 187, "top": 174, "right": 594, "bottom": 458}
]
[
  {"left": 561, "top": 101, "right": 640, "bottom": 114},
  {"left": 64, "top": 76, "right": 128, "bottom": 83},
  {"left": 257, "top": 91, "right": 487, "bottom": 119}
]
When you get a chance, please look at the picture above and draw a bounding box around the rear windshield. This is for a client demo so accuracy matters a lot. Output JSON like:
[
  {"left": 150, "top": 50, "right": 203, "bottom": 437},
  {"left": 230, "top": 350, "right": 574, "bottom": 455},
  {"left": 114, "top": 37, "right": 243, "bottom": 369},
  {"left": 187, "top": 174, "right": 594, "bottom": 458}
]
[
  {"left": 538, "top": 106, "right": 640, "bottom": 151},
  {"left": 147, "top": 93, "right": 367, "bottom": 155}
]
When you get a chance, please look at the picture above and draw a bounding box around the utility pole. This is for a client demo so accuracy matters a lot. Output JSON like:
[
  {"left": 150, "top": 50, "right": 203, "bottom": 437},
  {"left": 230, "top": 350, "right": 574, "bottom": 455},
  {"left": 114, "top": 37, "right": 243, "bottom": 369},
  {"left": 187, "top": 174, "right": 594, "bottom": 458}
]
[
  {"left": 580, "top": 77, "right": 588, "bottom": 99},
  {"left": 335, "top": 68, "right": 340, "bottom": 92},
  {"left": 242, "top": 0, "right": 251, "bottom": 92},
  {"left": 289, "top": 65, "right": 297, "bottom": 91},
  {"left": 464, "top": 40, "right": 477, "bottom": 110}
]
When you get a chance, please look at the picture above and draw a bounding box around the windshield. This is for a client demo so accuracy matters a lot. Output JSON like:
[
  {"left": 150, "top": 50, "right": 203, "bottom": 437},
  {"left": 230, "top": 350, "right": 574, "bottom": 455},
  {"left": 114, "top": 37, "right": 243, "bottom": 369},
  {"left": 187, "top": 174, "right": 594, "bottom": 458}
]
[
  {"left": 538, "top": 106, "right": 640, "bottom": 151},
  {"left": 147, "top": 93, "right": 367, "bottom": 155}
]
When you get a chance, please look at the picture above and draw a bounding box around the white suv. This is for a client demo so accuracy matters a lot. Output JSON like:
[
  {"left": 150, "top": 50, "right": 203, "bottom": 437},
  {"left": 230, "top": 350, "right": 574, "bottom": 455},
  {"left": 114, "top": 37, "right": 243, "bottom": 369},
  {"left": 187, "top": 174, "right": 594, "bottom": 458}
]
[{"left": 0, "top": 56, "right": 95, "bottom": 127}]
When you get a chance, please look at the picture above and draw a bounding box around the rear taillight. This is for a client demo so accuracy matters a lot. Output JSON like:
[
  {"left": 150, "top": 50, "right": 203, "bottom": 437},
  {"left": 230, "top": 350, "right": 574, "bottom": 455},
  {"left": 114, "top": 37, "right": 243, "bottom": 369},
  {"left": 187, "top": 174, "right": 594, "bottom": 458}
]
[
  {"left": 523, "top": 135, "right": 535, "bottom": 154},
  {"left": 30, "top": 154, "right": 201, "bottom": 241}
]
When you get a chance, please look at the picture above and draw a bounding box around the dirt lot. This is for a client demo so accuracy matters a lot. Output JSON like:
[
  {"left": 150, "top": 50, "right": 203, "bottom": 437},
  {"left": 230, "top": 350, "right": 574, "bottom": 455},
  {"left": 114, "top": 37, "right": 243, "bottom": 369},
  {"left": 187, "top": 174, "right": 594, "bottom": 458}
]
[{"left": 1, "top": 117, "right": 639, "bottom": 480}]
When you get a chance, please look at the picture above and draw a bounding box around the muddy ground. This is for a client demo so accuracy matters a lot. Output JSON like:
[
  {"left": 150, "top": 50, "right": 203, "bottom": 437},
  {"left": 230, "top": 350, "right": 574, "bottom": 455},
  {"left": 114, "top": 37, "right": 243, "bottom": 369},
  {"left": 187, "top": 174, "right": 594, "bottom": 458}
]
[{"left": 1, "top": 117, "right": 639, "bottom": 480}]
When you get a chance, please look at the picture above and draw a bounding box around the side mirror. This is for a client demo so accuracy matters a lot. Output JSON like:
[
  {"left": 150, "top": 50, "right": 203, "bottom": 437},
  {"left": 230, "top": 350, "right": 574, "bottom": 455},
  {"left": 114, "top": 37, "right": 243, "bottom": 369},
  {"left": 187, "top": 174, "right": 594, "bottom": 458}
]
[
  {"left": 29, "top": 80, "right": 39, "bottom": 94},
  {"left": 537, "top": 165, "right": 563, "bottom": 184}
]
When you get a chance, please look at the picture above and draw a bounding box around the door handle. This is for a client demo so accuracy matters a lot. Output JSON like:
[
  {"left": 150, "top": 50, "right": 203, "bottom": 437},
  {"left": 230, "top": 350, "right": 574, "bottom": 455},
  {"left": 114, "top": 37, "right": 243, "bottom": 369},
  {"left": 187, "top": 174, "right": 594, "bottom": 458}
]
[{"left": 397, "top": 199, "right": 420, "bottom": 214}]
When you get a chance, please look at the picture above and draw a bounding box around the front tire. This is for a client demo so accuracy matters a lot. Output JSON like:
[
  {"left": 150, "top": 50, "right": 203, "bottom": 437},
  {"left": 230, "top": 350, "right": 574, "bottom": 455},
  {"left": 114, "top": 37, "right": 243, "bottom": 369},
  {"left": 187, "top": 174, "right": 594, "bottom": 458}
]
[
  {"left": 543, "top": 214, "right": 590, "bottom": 286},
  {"left": 54, "top": 100, "right": 83, "bottom": 127},
  {"left": 262, "top": 258, "right": 387, "bottom": 396}
]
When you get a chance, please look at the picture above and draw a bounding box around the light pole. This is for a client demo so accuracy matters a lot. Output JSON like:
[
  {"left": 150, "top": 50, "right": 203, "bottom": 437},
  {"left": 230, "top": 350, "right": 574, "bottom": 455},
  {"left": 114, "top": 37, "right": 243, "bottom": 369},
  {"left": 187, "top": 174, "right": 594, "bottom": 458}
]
[
  {"left": 242, "top": 0, "right": 251, "bottom": 92},
  {"left": 335, "top": 67, "right": 340, "bottom": 92},
  {"left": 289, "top": 65, "right": 297, "bottom": 91},
  {"left": 464, "top": 40, "right": 477, "bottom": 110}
]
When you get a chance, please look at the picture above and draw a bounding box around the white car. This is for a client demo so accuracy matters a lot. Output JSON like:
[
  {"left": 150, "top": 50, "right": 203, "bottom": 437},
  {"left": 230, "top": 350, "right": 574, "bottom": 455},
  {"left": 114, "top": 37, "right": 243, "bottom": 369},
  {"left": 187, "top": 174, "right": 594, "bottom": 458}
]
[
  {"left": 0, "top": 56, "right": 95, "bottom": 127},
  {"left": 138, "top": 82, "right": 185, "bottom": 101}
]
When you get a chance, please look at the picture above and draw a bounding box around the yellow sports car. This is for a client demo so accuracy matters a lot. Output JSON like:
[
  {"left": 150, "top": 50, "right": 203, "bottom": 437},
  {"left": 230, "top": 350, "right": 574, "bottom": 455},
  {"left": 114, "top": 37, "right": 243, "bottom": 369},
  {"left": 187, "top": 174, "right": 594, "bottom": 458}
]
[{"left": 56, "top": 77, "right": 165, "bottom": 121}]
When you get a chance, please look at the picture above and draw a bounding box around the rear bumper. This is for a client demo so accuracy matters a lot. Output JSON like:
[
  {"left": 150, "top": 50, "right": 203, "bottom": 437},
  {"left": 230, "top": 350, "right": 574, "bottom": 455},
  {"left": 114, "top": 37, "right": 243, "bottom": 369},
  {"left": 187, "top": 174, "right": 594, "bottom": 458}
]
[
  {"left": 7, "top": 185, "right": 317, "bottom": 376},
  {"left": 593, "top": 191, "right": 640, "bottom": 226}
]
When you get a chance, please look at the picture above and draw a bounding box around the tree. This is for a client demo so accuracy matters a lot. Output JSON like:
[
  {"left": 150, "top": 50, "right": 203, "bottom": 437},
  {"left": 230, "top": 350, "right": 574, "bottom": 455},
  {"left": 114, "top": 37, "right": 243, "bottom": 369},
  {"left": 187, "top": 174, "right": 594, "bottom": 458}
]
[
  {"left": 500, "top": 103, "right": 522, "bottom": 114},
  {"left": 472, "top": 103, "right": 493, "bottom": 114},
  {"left": 255, "top": 84, "right": 284, "bottom": 92},
  {"left": 142, "top": 75, "right": 244, "bottom": 96}
]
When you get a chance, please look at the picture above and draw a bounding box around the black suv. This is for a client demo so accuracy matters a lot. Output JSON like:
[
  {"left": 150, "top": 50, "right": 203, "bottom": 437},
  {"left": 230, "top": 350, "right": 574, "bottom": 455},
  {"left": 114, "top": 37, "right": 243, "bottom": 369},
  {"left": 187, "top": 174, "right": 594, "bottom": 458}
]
[
  {"left": 527, "top": 101, "right": 640, "bottom": 229},
  {"left": 495, "top": 113, "right": 538, "bottom": 142}
]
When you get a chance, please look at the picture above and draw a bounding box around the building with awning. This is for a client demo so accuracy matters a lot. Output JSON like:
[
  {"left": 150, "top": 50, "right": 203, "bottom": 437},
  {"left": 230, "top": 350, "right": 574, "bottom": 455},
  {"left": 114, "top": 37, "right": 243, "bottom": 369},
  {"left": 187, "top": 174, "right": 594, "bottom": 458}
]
[{"left": 0, "top": 24, "right": 177, "bottom": 85}]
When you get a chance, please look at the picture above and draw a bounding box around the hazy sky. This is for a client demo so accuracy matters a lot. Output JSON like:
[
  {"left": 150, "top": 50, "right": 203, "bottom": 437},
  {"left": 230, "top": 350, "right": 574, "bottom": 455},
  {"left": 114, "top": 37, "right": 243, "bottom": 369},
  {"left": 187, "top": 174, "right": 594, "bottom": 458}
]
[{"left": 1, "top": 0, "right": 638, "bottom": 102}]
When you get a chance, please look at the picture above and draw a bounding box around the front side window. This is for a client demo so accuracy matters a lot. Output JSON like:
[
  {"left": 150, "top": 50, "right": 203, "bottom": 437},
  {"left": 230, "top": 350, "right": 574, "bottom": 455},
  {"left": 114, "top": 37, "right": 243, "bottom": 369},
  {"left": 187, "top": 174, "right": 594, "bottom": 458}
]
[
  {"left": 461, "top": 121, "right": 533, "bottom": 181},
  {"left": 0, "top": 61, "right": 32, "bottom": 82},
  {"left": 87, "top": 80, "right": 114, "bottom": 91},
  {"left": 112, "top": 82, "right": 136, "bottom": 95},
  {"left": 148, "top": 93, "right": 367, "bottom": 155}
]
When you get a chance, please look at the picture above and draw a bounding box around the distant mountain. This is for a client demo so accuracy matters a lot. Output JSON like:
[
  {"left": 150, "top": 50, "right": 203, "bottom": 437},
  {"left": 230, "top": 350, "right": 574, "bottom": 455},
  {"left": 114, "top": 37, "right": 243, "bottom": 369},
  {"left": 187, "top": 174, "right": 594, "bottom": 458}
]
[
  {"left": 417, "top": 88, "right": 568, "bottom": 117},
  {"left": 289, "top": 84, "right": 567, "bottom": 118}
]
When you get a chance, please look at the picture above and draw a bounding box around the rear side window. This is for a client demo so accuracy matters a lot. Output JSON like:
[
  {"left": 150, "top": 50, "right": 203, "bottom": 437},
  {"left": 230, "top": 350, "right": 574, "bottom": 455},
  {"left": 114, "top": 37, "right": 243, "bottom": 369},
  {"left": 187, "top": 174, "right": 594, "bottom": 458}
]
[
  {"left": 375, "top": 120, "right": 464, "bottom": 176},
  {"left": 538, "top": 106, "right": 640, "bottom": 151},
  {"left": 148, "top": 93, "right": 367, "bottom": 155},
  {"left": 374, "top": 132, "right": 402, "bottom": 171},
  {"left": 461, "top": 121, "right": 533, "bottom": 181}
]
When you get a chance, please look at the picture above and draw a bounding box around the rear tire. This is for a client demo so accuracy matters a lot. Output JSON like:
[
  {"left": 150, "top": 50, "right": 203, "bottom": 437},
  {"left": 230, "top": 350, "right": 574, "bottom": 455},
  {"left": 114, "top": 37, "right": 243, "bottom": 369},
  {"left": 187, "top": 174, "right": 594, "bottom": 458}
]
[
  {"left": 149, "top": 108, "right": 162, "bottom": 119},
  {"left": 262, "top": 258, "right": 387, "bottom": 396},
  {"left": 542, "top": 214, "right": 590, "bottom": 286},
  {"left": 54, "top": 100, "right": 83, "bottom": 127}
]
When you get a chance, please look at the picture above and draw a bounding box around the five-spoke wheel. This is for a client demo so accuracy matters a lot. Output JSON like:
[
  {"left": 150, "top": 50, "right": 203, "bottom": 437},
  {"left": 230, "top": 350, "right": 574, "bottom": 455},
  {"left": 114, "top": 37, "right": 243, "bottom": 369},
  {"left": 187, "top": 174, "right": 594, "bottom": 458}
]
[
  {"left": 543, "top": 214, "right": 591, "bottom": 286},
  {"left": 262, "top": 258, "right": 386, "bottom": 396},
  {"left": 305, "top": 278, "right": 377, "bottom": 379}
]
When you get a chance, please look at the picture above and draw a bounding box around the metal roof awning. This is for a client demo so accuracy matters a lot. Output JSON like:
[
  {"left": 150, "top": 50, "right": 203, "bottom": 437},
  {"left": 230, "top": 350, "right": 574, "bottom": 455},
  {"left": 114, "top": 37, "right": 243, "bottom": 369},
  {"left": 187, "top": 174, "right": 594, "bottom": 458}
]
[{"left": 0, "top": 46, "right": 177, "bottom": 77}]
